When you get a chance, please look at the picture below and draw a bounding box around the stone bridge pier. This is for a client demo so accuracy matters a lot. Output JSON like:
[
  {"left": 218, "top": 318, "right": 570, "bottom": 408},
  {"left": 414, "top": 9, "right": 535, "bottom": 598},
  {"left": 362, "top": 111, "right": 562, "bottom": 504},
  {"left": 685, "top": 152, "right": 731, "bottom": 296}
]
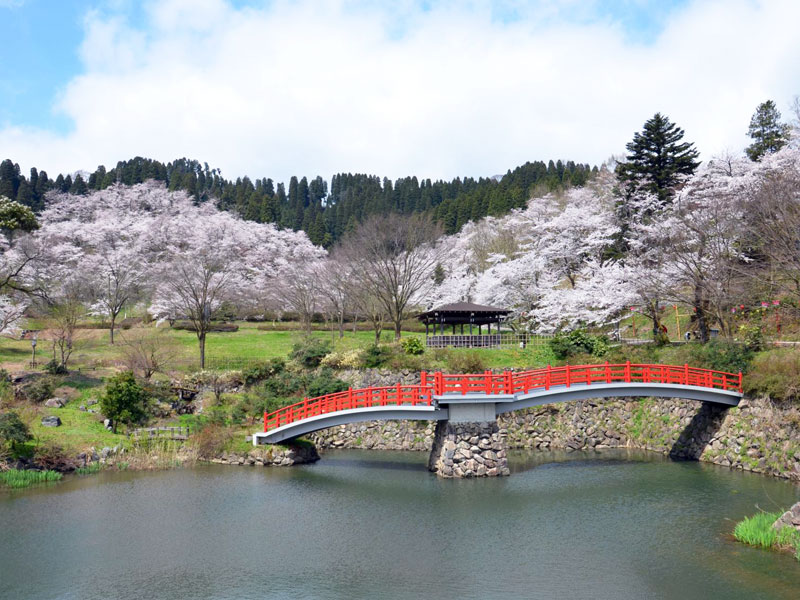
[{"left": 428, "top": 400, "right": 510, "bottom": 478}]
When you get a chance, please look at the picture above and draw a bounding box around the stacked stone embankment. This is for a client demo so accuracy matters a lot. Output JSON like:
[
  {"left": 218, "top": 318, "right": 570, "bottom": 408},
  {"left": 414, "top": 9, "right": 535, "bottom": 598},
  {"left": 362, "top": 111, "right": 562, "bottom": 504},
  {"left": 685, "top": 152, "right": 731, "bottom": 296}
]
[
  {"left": 428, "top": 421, "right": 509, "bottom": 478},
  {"left": 306, "top": 369, "right": 800, "bottom": 481}
]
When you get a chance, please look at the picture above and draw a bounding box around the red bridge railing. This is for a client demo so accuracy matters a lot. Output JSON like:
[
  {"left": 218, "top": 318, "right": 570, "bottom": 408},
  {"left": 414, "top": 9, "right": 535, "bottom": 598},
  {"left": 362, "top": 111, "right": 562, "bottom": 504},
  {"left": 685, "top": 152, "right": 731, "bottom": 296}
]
[{"left": 263, "top": 363, "right": 742, "bottom": 433}]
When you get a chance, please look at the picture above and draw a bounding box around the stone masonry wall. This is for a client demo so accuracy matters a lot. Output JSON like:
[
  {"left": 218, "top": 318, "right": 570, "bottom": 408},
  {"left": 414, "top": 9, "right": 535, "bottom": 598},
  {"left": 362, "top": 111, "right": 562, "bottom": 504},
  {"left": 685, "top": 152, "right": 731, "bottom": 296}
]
[
  {"left": 310, "top": 372, "right": 800, "bottom": 480},
  {"left": 428, "top": 420, "right": 510, "bottom": 478}
]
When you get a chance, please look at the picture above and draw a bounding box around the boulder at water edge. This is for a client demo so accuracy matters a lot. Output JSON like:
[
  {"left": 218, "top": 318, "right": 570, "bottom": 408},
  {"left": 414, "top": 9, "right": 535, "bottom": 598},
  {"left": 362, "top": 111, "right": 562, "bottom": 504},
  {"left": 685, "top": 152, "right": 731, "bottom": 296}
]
[{"left": 773, "top": 502, "right": 800, "bottom": 531}]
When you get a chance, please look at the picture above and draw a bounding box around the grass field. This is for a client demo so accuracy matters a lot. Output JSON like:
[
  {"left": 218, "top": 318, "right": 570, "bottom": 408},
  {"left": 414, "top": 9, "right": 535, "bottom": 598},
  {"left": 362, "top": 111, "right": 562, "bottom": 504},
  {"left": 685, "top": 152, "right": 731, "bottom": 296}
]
[{"left": 0, "top": 320, "right": 557, "bottom": 374}]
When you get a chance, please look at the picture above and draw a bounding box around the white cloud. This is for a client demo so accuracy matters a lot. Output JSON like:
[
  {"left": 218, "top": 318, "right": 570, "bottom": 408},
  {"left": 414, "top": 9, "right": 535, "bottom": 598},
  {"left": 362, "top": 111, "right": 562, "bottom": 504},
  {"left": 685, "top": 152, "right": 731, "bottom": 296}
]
[{"left": 1, "top": 0, "right": 799, "bottom": 183}]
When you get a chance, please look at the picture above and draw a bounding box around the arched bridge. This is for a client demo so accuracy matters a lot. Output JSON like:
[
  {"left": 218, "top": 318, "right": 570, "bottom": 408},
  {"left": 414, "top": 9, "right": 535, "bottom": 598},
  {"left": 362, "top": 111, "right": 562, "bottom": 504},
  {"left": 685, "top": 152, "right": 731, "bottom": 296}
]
[{"left": 253, "top": 363, "right": 743, "bottom": 445}]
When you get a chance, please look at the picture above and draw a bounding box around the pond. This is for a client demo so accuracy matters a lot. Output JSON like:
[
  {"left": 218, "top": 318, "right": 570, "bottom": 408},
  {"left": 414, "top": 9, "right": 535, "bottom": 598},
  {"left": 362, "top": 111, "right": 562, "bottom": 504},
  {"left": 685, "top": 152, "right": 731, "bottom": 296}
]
[{"left": 1, "top": 449, "right": 799, "bottom": 599}]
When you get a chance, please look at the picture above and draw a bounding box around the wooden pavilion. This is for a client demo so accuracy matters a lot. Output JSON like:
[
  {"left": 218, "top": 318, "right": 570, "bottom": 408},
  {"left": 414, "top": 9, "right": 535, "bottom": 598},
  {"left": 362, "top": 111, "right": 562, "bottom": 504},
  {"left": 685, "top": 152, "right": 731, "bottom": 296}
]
[{"left": 417, "top": 302, "right": 512, "bottom": 348}]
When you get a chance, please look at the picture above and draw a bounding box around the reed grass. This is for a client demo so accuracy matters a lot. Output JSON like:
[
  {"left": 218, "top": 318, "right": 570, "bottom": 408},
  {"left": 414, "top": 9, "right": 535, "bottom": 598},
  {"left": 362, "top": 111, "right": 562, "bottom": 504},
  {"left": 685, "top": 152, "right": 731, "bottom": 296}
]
[
  {"left": 0, "top": 469, "right": 63, "bottom": 489},
  {"left": 734, "top": 511, "right": 800, "bottom": 561}
]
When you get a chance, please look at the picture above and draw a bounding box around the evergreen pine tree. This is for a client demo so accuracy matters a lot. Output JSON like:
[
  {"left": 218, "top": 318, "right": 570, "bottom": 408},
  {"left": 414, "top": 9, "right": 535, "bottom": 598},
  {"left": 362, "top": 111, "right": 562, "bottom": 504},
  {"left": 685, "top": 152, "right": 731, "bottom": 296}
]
[
  {"left": 616, "top": 112, "right": 699, "bottom": 205},
  {"left": 745, "top": 100, "right": 791, "bottom": 161}
]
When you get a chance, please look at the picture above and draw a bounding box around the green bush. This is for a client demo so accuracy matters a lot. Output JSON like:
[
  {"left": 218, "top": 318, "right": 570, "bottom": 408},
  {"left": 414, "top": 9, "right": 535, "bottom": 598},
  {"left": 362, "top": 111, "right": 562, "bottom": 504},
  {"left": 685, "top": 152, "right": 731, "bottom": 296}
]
[
  {"left": 737, "top": 323, "right": 764, "bottom": 351},
  {"left": 400, "top": 337, "right": 425, "bottom": 356},
  {"left": 0, "top": 411, "right": 32, "bottom": 449},
  {"left": 550, "top": 330, "right": 609, "bottom": 360},
  {"left": 446, "top": 351, "right": 487, "bottom": 373},
  {"left": 44, "top": 359, "right": 68, "bottom": 375},
  {"left": 262, "top": 370, "right": 306, "bottom": 398},
  {"left": 363, "top": 344, "right": 392, "bottom": 368},
  {"left": 20, "top": 376, "right": 55, "bottom": 403},
  {"left": 100, "top": 371, "right": 148, "bottom": 432},
  {"left": 743, "top": 349, "right": 800, "bottom": 402},
  {"left": 305, "top": 369, "right": 349, "bottom": 398},
  {"left": 687, "top": 341, "right": 752, "bottom": 374},
  {"left": 242, "top": 358, "right": 286, "bottom": 385},
  {"left": 290, "top": 339, "right": 331, "bottom": 368}
]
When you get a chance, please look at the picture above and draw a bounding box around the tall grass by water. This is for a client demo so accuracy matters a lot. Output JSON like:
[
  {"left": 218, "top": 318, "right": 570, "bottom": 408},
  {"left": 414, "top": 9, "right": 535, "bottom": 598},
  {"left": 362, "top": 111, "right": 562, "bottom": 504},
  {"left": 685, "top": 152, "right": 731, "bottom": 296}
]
[
  {"left": 0, "top": 469, "right": 63, "bottom": 489},
  {"left": 734, "top": 511, "right": 800, "bottom": 561}
]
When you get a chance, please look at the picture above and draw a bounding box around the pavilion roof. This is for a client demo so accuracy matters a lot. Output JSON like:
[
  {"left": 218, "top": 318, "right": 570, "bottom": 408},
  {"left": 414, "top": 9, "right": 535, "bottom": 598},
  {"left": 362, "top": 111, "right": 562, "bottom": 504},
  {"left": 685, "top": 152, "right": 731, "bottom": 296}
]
[{"left": 417, "top": 302, "right": 511, "bottom": 320}]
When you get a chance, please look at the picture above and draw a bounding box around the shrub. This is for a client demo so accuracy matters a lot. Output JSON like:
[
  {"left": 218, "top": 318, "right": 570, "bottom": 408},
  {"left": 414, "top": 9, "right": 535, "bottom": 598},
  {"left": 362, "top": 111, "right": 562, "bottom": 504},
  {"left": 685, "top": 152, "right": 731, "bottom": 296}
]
[
  {"left": 0, "top": 411, "right": 32, "bottom": 449},
  {"left": 737, "top": 323, "right": 764, "bottom": 351},
  {"left": 363, "top": 344, "right": 392, "bottom": 368},
  {"left": 550, "top": 329, "right": 609, "bottom": 360},
  {"left": 446, "top": 351, "right": 487, "bottom": 373},
  {"left": 193, "top": 424, "right": 233, "bottom": 459},
  {"left": 262, "top": 370, "right": 307, "bottom": 398},
  {"left": 0, "top": 371, "right": 12, "bottom": 406},
  {"left": 100, "top": 371, "right": 148, "bottom": 432},
  {"left": 290, "top": 338, "right": 331, "bottom": 368},
  {"left": 743, "top": 349, "right": 800, "bottom": 402},
  {"left": 171, "top": 321, "right": 239, "bottom": 332},
  {"left": 305, "top": 369, "right": 349, "bottom": 398},
  {"left": 688, "top": 340, "right": 752, "bottom": 374},
  {"left": 44, "top": 359, "right": 68, "bottom": 375},
  {"left": 320, "top": 349, "right": 365, "bottom": 369},
  {"left": 33, "top": 441, "right": 73, "bottom": 471},
  {"left": 20, "top": 376, "right": 55, "bottom": 403},
  {"left": 400, "top": 337, "right": 425, "bottom": 356},
  {"left": 242, "top": 358, "right": 286, "bottom": 385}
]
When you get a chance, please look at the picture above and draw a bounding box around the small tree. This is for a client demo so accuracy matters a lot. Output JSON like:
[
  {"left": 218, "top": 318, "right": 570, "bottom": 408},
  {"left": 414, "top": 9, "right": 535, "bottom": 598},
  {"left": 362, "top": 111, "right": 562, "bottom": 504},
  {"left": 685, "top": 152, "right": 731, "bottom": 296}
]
[
  {"left": 100, "top": 371, "right": 147, "bottom": 433},
  {"left": 0, "top": 411, "right": 32, "bottom": 450},
  {"left": 746, "top": 100, "right": 791, "bottom": 161},
  {"left": 119, "top": 328, "right": 179, "bottom": 379}
]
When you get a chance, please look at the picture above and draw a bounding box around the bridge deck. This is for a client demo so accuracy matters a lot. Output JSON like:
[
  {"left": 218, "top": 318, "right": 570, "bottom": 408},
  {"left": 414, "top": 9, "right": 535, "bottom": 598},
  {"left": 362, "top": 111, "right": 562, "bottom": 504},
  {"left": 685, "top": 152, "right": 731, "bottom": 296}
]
[{"left": 254, "top": 363, "right": 743, "bottom": 444}]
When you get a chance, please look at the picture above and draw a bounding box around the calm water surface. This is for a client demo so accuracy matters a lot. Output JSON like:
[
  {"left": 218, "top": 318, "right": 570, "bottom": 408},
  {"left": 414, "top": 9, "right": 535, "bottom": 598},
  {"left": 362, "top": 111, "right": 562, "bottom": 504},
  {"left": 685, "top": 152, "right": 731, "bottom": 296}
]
[{"left": 1, "top": 449, "right": 800, "bottom": 600}]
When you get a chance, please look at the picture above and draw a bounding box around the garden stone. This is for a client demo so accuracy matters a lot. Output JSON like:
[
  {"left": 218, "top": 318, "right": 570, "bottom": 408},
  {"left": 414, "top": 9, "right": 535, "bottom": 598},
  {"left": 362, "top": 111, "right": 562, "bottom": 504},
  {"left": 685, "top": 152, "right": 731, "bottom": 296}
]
[
  {"left": 44, "top": 397, "right": 65, "bottom": 408},
  {"left": 78, "top": 405, "right": 86, "bottom": 411},
  {"left": 103, "top": 419, "right": 113, "bottom": 431},
  {"left": 41, "top": 415, "right": 61, "bottom": 427}
]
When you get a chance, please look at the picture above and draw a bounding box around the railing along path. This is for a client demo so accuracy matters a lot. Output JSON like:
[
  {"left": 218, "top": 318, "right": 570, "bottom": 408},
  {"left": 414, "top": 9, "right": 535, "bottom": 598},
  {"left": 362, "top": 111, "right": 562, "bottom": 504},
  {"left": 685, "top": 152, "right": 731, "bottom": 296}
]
[{"left": 263, "top": 363, "right": 743, "bottom": 433}]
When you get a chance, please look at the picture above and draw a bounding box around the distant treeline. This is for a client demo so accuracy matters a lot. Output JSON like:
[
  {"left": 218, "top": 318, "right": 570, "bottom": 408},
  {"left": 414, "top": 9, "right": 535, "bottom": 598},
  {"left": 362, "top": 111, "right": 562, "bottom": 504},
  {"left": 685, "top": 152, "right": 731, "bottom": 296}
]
[{"left": 0, "top": 156, "right": 597, "bottom": 245}]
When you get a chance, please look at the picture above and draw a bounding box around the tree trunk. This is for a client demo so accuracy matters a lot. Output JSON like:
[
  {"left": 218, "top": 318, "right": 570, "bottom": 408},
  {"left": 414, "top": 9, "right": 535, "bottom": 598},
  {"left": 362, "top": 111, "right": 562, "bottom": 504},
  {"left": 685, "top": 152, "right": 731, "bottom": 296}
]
[
  {"left": 109, "top": 313, "right": 116, "bottom": 345},
  {"left": 338, "top": 310, "right": 344, "bottom": 339},
  {"left": 374, "top": 323, "right": 381, "bottom": 345},
  {"left": 199, "top": 332, "right": 206, "bottom": 369},
  {"left": 694, "top": 285, "right": 709, "bottom": 343},
  {"left": 394, "top": 319, "right": 402, "bottom": 341}
]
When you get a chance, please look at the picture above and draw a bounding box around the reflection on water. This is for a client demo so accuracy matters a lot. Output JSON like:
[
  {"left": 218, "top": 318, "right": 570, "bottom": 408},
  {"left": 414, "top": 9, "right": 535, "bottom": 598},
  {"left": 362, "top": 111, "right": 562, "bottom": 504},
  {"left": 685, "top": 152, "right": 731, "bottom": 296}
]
[{"left": 1, "top": 448, "right": 799, "bottom": 600}]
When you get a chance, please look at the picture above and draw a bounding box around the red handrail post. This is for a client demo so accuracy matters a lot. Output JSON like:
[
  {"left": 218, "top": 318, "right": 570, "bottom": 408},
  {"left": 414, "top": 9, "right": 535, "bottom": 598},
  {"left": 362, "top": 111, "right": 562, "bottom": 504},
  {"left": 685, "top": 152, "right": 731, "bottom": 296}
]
[
  {"left": 684, "top": 363, "right": 689, "bottom": 386},
  {"left": 263, "top": 411, "right": 267, "bottom": 432},
  {"left": 565, "top": 364, "right": 571, "bottom": 387},
  {"left": 722, "top": 374, "right": 728, "bottom": 390},
  {"left": 421, "top": 371, "right": 427, "bottom": 388},
  {"left": 546, "top": 364, "right": 551, "bottom": 390},
  {"left": 738, "top": 371, "right": 742, "bottom": 393},
  {"left": 397, "top": 382, "right": 402, "bottom": 404},
  {"left": 605, "top": 361, "right": 610, "bottom": 384},
  {"left": 435, "top": 371, "right": 442, "bottom": 396},
  {"left": 504, "top": 370, "right": 512, "bottom": 394},
  {"left": 624, "top": 361, "right": 631, "bottom": 383},
  {"left": 484, "top": 370, "right": 492, "bottom": 394}
]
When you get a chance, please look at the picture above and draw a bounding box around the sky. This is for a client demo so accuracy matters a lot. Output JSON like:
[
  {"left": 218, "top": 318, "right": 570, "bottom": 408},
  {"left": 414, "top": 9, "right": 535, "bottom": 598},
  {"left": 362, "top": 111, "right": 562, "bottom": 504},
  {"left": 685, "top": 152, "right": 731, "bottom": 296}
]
[{"left": 0, "top": 0, "right": 798, "bottom": 184}]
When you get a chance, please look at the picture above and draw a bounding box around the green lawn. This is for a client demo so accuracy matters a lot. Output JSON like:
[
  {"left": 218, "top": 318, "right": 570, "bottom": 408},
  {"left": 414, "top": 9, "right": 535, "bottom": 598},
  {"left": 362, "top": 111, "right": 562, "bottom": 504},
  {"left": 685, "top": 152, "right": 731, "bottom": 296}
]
[{"left": 1, "top": 321, "right": 558, "bottom": 374}]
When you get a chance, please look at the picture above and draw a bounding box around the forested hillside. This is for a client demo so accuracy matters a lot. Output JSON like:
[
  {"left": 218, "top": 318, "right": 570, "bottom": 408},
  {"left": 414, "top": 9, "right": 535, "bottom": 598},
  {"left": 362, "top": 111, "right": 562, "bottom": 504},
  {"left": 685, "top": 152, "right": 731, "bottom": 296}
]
[{"left": 0, "top": 156, "right": 596, "bottom": 246}]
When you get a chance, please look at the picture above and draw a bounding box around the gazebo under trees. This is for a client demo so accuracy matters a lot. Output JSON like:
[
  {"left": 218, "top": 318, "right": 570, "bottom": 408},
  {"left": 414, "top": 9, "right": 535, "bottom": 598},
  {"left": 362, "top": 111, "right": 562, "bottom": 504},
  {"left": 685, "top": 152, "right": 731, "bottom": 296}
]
[{"left": 418, "top": 302, "right": 512, "bottom": 348}]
